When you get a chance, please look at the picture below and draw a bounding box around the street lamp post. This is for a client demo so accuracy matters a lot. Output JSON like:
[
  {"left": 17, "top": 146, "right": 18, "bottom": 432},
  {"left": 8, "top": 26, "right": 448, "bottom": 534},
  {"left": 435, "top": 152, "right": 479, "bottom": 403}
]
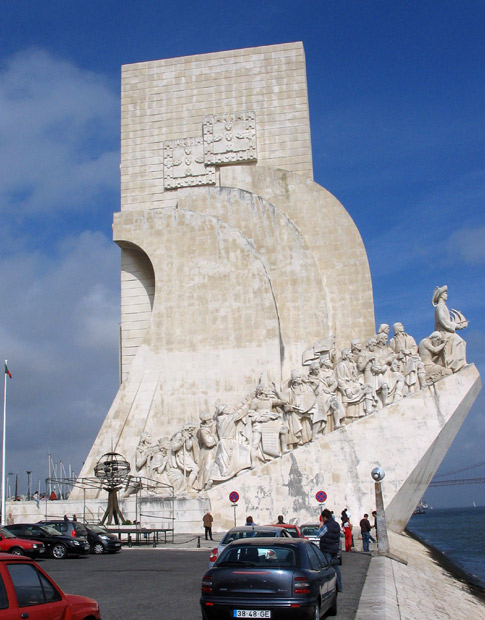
[
  {"left": 26, "top": 471, "right": 32, "bottom": 502},
  {"left": 371, "top": 467, "right": 390, "bottom": 555}
]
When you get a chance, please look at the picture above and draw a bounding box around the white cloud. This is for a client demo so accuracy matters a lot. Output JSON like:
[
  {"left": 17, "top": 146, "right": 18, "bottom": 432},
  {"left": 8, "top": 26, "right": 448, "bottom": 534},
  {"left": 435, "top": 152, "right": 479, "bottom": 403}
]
[
  {"left": 446, "top": 227, "right": 485, "bottom": 265},
  {"left": 0, "top": 231, "right": 120, "bottom": 487},
  {"left": 0, "top": 48, "right": 119, "bottom": 216}
]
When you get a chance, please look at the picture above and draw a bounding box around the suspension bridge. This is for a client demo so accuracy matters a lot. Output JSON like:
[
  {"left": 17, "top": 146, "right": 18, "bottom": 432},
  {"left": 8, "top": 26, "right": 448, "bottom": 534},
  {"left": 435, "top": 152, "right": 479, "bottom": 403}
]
[{"left": 429, "top": 461, "right": 485, "bottom": 487}]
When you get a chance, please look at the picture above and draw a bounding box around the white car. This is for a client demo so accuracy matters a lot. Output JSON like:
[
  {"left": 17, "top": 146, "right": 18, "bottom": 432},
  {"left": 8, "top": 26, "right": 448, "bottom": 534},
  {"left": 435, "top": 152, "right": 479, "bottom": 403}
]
[{"left": 300, "top": 522, "right": 321, "bottom": 544}]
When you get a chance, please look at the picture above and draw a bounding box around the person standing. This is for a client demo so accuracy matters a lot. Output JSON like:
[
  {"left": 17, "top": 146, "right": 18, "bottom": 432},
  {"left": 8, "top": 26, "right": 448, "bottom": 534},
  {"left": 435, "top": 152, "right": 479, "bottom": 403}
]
[
  {"left": 359, "top": 514, "right": 372, "bottom": 552},
  {"left": 203, "top": 512, "right": 214, "bottom": 541},
  {"left": 318, "top": 509, "right": 343, "bottom": 592},
  {"left": 342, "top": 516, "right": 353, "bottom": 552}
]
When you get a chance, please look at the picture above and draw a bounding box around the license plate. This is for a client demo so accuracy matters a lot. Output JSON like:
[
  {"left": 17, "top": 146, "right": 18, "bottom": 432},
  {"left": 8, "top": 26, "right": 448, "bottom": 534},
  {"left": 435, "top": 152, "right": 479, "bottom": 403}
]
[{"left": 233, "top": 611, "right": 271, "bottom": 618}]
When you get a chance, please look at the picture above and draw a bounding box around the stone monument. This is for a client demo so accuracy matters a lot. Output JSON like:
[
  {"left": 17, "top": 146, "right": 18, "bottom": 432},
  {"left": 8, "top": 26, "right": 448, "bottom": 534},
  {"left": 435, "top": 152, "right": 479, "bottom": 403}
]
[{"left": 72, "top": 43, "right": 481, "bottom": 532}]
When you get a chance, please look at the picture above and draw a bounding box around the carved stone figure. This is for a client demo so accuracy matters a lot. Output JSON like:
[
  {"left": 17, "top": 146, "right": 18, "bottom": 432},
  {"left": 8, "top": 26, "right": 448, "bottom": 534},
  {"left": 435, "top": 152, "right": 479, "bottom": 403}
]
[
  {"left": 418, "top": 331, "right": 453, "bottom": 383},
  {"left": 336, "top": 349, "right": 376, "bottom": 419},
  {"left": 170, "top": 423, "right": 200, "bottom": 490},
  {"left": 433, "top": 285, "right": 468, "bottom": 372},
  {"left": 196, "top": 412, "right": 218, "bottom": 490},
  {"left": 149, "top": 438, "right": 185, "bottom": 495},
  {"left": 307, "top": 359, "right": 344, "bottom": 434},
  {"left": 377, "top": 323, "right": 390, "bottom": 340},
  {"left": 389, "top": 322, "right": 425, "bottom": 395},
  {"left": 375, "top": 331, "right": 395, "bottom": 360},
  {"left": 247, "top": 385, "right": 288, "bottom": 467},
  {"left": 283, "top": 370, "right": 317, "bottom": 446},
  {"left": 385, "top": 358, "right": 405, "bottom": 403},
  {"left": 350, "top": 339, "right": 362, "bottom": 364},
  {"left": 357, "top": 338, "right": 390, "bottom": 408},
  {"left": 305, "top": 362, "right": 327, "bottom": 436},
  {"left": 210, "top": 403, "right": 251, "bottom": 483},
  {"left": 135, "top": 432, "right": 156, "bottom": 476},
  {"left": 149, "top": 438, "right": 169, "bottom": 479},
  {"left": 389, "top": 322, "right": 418, "bottom": 355}
]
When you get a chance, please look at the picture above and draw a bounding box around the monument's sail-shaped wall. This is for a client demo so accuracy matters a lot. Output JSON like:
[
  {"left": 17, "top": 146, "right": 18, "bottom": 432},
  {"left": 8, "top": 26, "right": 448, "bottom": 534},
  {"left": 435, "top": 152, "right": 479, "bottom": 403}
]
[
  {"left": 71, "top": 43, "right": 480, "bottom": 532},
  {"left": 76, "top": 43, "right": 374, "bottom": 477}
]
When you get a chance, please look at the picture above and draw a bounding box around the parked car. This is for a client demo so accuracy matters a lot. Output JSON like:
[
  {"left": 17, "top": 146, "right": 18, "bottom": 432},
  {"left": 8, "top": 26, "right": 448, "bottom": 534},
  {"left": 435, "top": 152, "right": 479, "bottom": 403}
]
[
  {"left": 201, "top": 537, "right": 338, "bottom": 619},
  {"left": 0, "top": 552, "right": 100, "bottom": 618},
  {"left": 300, "top": 522, "right": 343, "bottom": 565},
  {"left": 269, "top": 523, "right": 303, "bottom": 538},
  {"left": 300, "top": 522, "right": 321, "bottom": 544},
  {"left": 209, "top": 525, "right": 292, "bottom": 566},
  {"left": 85, "top": 525, "right": 122, "bottom": 554},
  {"left": 37, "top": 519, "right": 90, "bottom": 541},
  {"left": 4, "top": 524, "right": 90, "bottom": 559},
  {"left": 0, "top": 528, "right": 46, "bottom": 558}
]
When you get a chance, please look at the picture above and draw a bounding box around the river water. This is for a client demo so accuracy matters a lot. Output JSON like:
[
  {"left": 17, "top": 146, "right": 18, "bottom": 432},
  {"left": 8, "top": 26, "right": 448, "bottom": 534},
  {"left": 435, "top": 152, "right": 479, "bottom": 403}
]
[{"left": 406, "top": 505, "right": 485, "bottom": 589}]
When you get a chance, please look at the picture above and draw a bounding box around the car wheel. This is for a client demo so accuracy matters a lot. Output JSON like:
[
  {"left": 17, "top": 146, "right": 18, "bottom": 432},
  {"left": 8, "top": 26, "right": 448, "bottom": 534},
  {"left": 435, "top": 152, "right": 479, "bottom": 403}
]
[
  {"left": 93, "top": 543, "right": 105, "bottom": 555},
  {"left": 9, "top": 547, "right": 23, "bottom": 556},
  {"left": 327, "top": 588, "right": 338, "bottom": 616},
  {"left": 51, "top": 544, "right": 68, "bottom": 559},
  {"left": 313, "top": 601, "right": 320, "bottom": 620}
]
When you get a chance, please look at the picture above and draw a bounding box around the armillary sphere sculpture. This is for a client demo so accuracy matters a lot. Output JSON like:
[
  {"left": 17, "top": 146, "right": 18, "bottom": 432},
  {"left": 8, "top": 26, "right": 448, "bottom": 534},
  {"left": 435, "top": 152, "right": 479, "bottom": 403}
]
[{"left": 94, "top": 452, "right": 131, "bottom": 525}]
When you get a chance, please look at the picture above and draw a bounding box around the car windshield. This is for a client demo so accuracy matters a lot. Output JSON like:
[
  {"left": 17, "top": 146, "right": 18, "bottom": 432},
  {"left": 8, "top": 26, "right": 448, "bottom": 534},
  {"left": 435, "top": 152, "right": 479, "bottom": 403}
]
[
  {"left": 39, "top": 525, "right": 62, "bottom": 536},
  {"left": 222, "top": 530, "right": 277, "bottom": 544},
  {"left": 301, "top": 525, "right": 320, "bottom": 537},
  {"left": 88, "top": 526, "right": 108, "bottom": 535},
  {"left": 284, "top": 528, "right": 300, "bottom": 538},
  {"left": 217, "top": 545, "right": 297, "bottom": 568},
  {"left": 0, "top": 528, "right": 16, "bottom": 539}
]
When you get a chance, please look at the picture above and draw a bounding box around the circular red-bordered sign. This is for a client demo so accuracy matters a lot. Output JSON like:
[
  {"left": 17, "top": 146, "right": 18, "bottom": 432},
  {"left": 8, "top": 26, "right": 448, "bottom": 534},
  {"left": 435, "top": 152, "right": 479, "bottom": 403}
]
[
  {"left": 229, "top": 491, "right": 239, "bottom": 504},
  {"left": 315, "top": 490, "right": 327, "bottom": 503}
]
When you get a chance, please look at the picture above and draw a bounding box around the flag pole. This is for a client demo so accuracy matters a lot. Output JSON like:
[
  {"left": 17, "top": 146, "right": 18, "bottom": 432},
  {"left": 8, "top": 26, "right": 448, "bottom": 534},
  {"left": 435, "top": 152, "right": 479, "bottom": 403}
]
[{"left": 1, "top": 360, "right": 8, "bottom": 525}]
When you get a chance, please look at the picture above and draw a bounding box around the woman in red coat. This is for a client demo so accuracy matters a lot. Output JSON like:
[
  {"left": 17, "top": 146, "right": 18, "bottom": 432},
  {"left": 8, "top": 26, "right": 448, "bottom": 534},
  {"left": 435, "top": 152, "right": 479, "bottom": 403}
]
[{"left": 342, "top": 516, "right": 353, "bottom": 551}]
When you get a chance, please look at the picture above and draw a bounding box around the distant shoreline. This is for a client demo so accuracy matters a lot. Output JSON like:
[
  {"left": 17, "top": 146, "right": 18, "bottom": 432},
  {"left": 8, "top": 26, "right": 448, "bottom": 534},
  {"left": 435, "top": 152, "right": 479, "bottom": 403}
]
[{"left": 405, "top": 527, "right": 485, "bottom": 601}]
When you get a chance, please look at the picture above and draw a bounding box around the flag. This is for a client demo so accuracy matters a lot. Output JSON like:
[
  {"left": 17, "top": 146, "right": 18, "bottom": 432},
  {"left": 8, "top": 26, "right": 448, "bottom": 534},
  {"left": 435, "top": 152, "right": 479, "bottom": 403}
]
[{"left": 4, "top": 363, "right": 11, "bottom": 379}]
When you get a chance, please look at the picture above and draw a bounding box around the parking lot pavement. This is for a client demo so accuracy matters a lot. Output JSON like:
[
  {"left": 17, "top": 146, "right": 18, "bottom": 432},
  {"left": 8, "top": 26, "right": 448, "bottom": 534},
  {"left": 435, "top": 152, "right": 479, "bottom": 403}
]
[{"left": 38, "top": 548, "right": 371, "bottom": 620}]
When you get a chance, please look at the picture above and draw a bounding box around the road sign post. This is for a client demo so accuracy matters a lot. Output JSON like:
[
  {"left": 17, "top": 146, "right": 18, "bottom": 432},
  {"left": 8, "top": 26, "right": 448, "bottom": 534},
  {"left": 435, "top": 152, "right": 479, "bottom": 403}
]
[
  {"left": 229, "top": 491, "right": 239, "bottom": 526},
  {"left": 315, "top": 490, "right": 327, "bottom": 517}
]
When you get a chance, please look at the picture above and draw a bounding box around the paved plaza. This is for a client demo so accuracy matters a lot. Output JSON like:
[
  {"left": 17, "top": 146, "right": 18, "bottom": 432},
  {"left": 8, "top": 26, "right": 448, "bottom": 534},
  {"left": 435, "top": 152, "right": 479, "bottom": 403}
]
[{"left": 39, "top": 545, "right": 371, "bottom": 620}]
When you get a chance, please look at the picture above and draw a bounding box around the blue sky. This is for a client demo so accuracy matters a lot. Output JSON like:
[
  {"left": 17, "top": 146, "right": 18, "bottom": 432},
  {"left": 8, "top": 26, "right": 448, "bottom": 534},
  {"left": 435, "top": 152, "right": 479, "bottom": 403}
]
[{"left": 0, "top": 1, "right": 484, "bottom": 507}]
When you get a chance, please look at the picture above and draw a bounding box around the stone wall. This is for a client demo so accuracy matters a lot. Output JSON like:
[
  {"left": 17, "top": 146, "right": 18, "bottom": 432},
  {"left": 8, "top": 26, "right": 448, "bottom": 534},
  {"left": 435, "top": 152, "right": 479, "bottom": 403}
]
[{"left": 121, "top": 41, "right": 313, "bottom": 215}]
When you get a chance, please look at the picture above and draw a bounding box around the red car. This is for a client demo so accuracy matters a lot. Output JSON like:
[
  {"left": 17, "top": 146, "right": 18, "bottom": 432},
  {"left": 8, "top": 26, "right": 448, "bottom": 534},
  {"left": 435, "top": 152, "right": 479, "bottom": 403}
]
[
  {"left": 0, "top": 552, "right": 101, "bottom": 619},
  {"left": 0, "top": 528, "right": 46, "bottom": 558}
]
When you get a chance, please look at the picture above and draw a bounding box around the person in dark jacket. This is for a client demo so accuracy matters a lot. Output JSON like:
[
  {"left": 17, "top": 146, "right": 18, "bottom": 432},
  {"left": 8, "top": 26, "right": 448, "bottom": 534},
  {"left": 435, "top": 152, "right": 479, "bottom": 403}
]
[
  {"left": 318, "top": 508, "right": 342, "bottom": 592},
  {"left": 360, "top": 513, "right": 372, "bottom": 551}
]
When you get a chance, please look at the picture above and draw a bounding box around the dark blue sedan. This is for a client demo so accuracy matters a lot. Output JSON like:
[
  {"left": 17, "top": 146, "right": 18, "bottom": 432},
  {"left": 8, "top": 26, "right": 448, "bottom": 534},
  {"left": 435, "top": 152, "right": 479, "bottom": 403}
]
[{"left": 200, "top": 537, "right": 338, "bottom": 619}]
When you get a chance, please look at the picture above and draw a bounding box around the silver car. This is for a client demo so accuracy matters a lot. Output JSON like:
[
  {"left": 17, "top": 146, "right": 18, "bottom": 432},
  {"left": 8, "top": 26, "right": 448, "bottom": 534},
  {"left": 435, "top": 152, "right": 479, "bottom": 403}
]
[{"left": 209, "top": 525, "right": 292, "bottom": 566}]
